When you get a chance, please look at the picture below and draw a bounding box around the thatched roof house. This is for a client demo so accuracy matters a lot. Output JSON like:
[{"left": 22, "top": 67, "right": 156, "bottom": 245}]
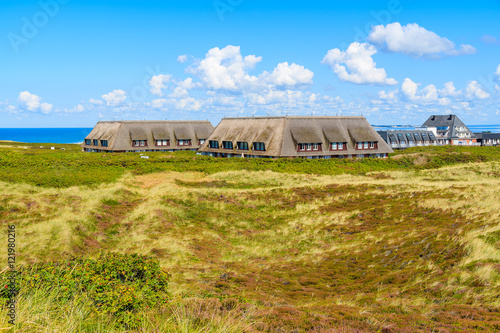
[
  {"left": 198, "top": 116, "right": 393, "bottom": 158},
  {"left": 82, "top": 121, "right": 214, "bottom": 152}
]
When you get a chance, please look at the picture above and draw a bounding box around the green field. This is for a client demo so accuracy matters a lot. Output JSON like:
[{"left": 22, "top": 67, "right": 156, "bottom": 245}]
[{"left": 1, "top": 143, "right": 500, "bottom": 332}]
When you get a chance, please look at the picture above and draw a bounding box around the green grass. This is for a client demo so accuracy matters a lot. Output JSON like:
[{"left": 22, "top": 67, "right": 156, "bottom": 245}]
[
  {"left": 0, "top": 143, "right": 499, "bottom": 188},
  {"left": 1, "top": 144, "right": 500, "bottom": 331}
]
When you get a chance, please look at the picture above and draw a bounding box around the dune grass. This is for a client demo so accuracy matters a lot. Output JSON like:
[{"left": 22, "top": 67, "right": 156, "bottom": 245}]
[{"left": 1, "top": 145, "right": 500, "bottom": 331}]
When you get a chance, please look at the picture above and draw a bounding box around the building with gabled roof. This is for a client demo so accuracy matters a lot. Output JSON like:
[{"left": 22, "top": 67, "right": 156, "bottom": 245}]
[
  {"left": 377, "top": 129, "right": 440, "bottom": 150},
  {"left": 82, "top": 120, "right": 214, "bottom": 152},
  {"left": 422, "top": 115, "right": 477, "bottom": 145},
  {"left": 198, "top": 116, "right": 393, "bottom": 158}
]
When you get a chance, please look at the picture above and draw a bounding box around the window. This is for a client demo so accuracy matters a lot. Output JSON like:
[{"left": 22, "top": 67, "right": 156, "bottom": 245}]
[
  {"left": 209, "top": 140, "right": 219, "bottom": 148},
  {"left": 199, "top": 139, "right": 205, "bottom": 145},
  {"left": 178, "top": 140, "right": 191, "bottom": 146},
  {"left": 101, "top": 140, "right": 108, "bottom": 147},
  {"left": 313, "top": 143, "right": 319, "bottom": 151},
  {"left": 331, "top": 142, "right": 337, "bottom": 150},
  {"left": 93, "top": 139, "right": 99, "bottom": 146},
  {"left": 306, "top": 144, "right": 312, "bottom": 151},
  {"left": 222, "top": 141, "right": 233, "bottom": 149},
  {"left": 237, "top": 141, "right": 249, "bottom": 150},
  {"left": 369, "top": 142, "right": 375, "bottom": 148},
  {"left": 363, "top": 142, "right": 369, "bottom": 149},
  {"left": 155, "top": 140, "right": 170, "bottom": 146},
  {"left": 132, "top": 140, "right": 147, "bottom": 147},
  {"left": 253, "top": 142, "right": 265, "bottom": 151},
  {"left": 85, "top": 139, "right": 91, "bottom": 145},
  {"left": 357, "top": 142, "right": 363, "bottom": 149}
]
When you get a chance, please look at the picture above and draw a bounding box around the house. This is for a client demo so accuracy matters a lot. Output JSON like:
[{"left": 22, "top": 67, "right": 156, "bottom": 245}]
[
  {"left": 474, "top": 133, "right": 500, "bottom": 146},
  {"left": 82, "top": 120, "right": 214, "bottom": 152},
  {"left": 377, "top": 130, "right": 439, "bottom": 150},
  {"left": 421, "top": 115, "right": 478, "bottom": 146},
  {"left": 198, "top": 116, "right": 393, "bottom": 158}
]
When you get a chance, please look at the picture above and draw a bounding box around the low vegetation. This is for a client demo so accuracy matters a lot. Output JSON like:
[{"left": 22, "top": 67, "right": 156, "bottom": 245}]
[{"left": 0, "top": 143, "right": 500, "bottom": 331}]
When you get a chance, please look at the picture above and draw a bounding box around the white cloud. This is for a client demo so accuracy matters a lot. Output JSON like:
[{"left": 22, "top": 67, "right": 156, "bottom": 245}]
[
  {"left": 369, "top": 23, "right": 476, "bottom": 58},
  {"left": 495, "top": 65, "right": 500, "bottom": 82},
  {"left": 89, "top": 98, "right": 104, "bottom": 105},
  {"left": 465, "top": 81, "right": 490, "bottom": 99},
  {"left": 266, "top": 62, "right": 313, "bottom": 88},
  {"left": 378, "top": 89, "right": 399, "bottom": 101},
  {"left": 190, "top": 45, "right": 262, "bottom": 91},
  {"left": 149, "top": 74, "right": 172, "bottom": 97},
  {"left": 177, "top": 55, "right": 188, "bottom": 63},
  {"left": 170, "top": 78, "right": 194, "bottom": 99},
  {"left": 176, "top": 97, "right": 202, "bottom": 111},
  {"left": 151, "top": 98, "right": 168, "bottom": 109},
  {"left": 401, "top": 78, "right": 419, "bottom": 100},
  {"left": 440, "top": 81, "right": 461, "bottom": 97},
  {"left": 18, "top": 91, "right": 53, "bottom": 114},
  {"left": 322, "top": 42, "right": 397, "bottom": 85},
  {"left": 102, "top": 89, "right": 127, "bottom": 106}
]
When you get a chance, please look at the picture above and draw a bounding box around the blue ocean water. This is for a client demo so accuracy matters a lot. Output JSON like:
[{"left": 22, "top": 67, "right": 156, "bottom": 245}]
[{"left": 0, "top": 128, "right": 93, "bottom": 144}]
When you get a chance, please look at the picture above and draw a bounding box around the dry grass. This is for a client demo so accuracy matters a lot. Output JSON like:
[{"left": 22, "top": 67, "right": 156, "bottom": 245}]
[{"left": 1, "top": 162, "right": 500, "bottom": 331}]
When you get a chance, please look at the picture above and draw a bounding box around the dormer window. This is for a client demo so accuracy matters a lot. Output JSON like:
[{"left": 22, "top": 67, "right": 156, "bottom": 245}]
[
  {"left": 237, "top": 142, "right": 248, "bottom": 150},
  {"left": 209, "top": 140, "right": 219, "bottom": 148},
  {"left": 155, "top": 140, "right": 170, "bottom": 146},
  {"left": 178, "top": 140, "right": 191, "bottom": 146},
  {"left": 132, "top": 140, "right": 147, "bottom": 147},
  {"left": 298, "top": 143, "right": 322, "bottom": 152},
  {"left": 222, "top": 141, "right": 233, "bottom": 149},
  {"left": 85, "top": 139, "right": 91, "bottom": 145},
  {"left": 253, "top": 142, "right": 265, "bottom": 151},
  {"left": 356, "top": 142, "right": 377, "bottom": 150},
  {"left": 93, "top": 139, "right": 99, "bottom": 146}
]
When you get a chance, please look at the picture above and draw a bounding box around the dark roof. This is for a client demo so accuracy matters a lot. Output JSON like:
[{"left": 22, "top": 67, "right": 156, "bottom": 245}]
[
  {"left": 422, "top": 115, "right": 476, "bottom": 139},
  {"left": 378, "top": 130, "right": 436, "bottom": 144}
]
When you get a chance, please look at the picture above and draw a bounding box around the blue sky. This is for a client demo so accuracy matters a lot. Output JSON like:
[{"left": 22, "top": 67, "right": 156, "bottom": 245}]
[{"left": 1, "top": 0, "right": 499, "bottom": 127}]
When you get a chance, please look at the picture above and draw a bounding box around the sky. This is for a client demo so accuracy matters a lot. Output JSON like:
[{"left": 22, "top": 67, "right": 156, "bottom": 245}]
[{"left": 0, "top": 0, "right": 499, "bottom": 127}]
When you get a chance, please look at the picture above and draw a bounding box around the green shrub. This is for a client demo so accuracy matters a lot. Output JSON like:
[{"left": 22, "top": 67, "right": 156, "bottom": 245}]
[{"left": 0, "top": 253, "right": 170, "bottom": 328}]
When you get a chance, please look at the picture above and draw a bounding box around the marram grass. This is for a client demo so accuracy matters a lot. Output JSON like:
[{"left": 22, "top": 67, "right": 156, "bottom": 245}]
[{"left": 1, "top": 144, "right": 500, "bottom": 331}]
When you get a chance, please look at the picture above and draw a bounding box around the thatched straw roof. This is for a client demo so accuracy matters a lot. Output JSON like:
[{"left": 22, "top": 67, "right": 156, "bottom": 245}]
[
  {"left": 199, "top": 116, "right": 393, "bottom": 157},
  {"left": 82, "top": 121, "right": 214, "bottom": 151}
]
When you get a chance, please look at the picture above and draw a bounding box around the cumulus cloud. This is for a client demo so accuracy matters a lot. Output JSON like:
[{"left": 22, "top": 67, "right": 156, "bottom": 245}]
[
  {"left": 170, "top": 78, "right": 194, "bottom": 99},
  {"left": 176, "top": 97, "right": 202, "bottom": 111},
  {"left": 177, "top": 55, "right": 188, "bottom": 63},
  {"left": 102, "top": 89, "right": 127, "bottom": 106},
  {"left": 190, "top": 45, "right": 262, "bottom": 91},
  {"left": 495, "top": 65, "right": 500, "bottom": 82},
  {"left": 369, "top": 23, "right": 476, "bottom": 58},
  {"left": 465, "top": 81, "right": 490, "bottom": 99},
  {"left": 440, "top": 81, "right": 461, "bottom": 97},
  {"left": 266, "top": 62, "right": 314, "bottom": 88},
  {"left": 89, "top": 98, "right": 104, "bottom": 105},
  {"left": 322, "top": 42, "right": 397, "bottom": 85},
  {"left": 18, "top": 91, "right": 53, "bottom": 114},
  {"left": 149, "top": 74, "right": 172, "bottom": 97}
]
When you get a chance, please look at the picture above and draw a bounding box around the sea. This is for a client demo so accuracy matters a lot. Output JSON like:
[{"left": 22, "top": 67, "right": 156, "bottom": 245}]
[{"left": 0, "top": 125, "right": 499, "bottom": 144}]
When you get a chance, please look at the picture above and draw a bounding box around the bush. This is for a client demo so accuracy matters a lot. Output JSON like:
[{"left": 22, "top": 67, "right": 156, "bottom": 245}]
[{"left": 0, "top": 253, "right": 170, "bottom": 327}]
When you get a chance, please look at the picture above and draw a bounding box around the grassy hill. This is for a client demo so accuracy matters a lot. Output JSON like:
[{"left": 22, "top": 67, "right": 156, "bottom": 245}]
[{"left": 1, "top": 143, "right": 500, "bottom": 332}]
